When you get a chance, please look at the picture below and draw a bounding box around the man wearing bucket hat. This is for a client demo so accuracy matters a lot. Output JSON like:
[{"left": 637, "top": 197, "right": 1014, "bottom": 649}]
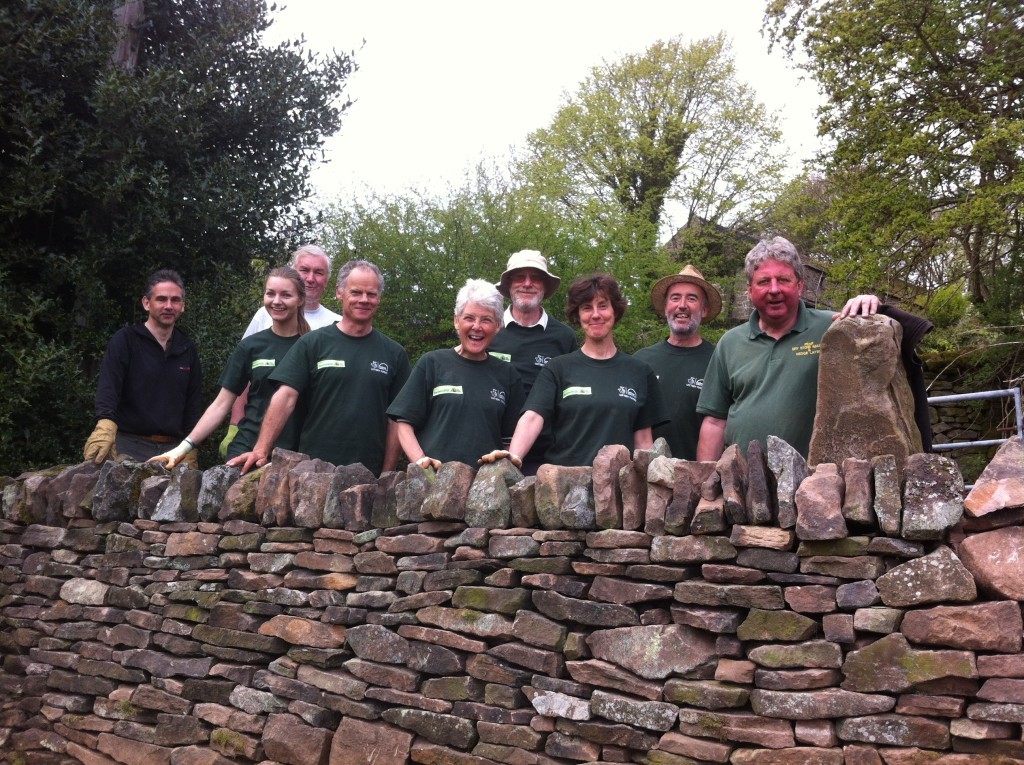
[
  {"left": 488, "top": 249, "right": 578, "bottom": 471},
  {"left": 634, "top": 264, "right": 721, "bottom": 460}
]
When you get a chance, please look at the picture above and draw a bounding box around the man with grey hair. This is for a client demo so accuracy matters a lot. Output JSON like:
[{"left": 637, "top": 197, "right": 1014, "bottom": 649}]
[
  {"left": 230, "top": 259, "right": 410, "bottom": 476},
  {"left": 696, "top": 236, "right": 878, "bottom": 460},
  {"left": 242, "top": 244, "right": 341, "bottom": 335}
]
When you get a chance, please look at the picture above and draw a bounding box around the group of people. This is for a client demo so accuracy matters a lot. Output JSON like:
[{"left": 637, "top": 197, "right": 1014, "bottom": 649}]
[{"left": 84, "top": 236, "right": 882, "bottom": 477}]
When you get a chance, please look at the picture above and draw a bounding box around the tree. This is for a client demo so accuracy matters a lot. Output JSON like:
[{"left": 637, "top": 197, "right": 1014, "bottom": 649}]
[
  {"left": 320, "top": 163, "right": 677, "bottom": 362},
  {"left": 519, "top": 34, "right": 788, "bottom": 253},
  {"left": 0, "top": 0, "right": 355, "bottom": 474},
  {"left": 765, "top": 0, "right": 1024, "bottom": 314}
]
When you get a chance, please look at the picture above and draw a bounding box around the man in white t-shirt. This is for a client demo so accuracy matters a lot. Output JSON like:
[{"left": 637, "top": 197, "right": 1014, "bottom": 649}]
[
  {"left": 223, "top": 245, "right": 342, "bottom": 454},
  {"left": 242, "top": 244, "right": 341, "bottom": 337}
]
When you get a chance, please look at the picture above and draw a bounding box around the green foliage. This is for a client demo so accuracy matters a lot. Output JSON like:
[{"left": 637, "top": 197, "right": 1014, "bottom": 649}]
[
  {"left": 917, "top": 283, "right": 971, "bottom": 331},
  {"left": 764, "top": 0, "right": 1024, "bottom": 312},
  {"left": 320, "top": 164, "right": 679, "bottom": 360},
  {"left": 0, "top": 0, "right": 354, "bottom": 475},
  {"left": 520, "top": 34, "right": 788, "bottom": 251}
]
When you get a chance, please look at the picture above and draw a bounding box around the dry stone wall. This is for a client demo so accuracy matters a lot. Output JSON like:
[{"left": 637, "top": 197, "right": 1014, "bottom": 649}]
[{"left": 2, "top": 436, "right": 1024, "bottom": 765}]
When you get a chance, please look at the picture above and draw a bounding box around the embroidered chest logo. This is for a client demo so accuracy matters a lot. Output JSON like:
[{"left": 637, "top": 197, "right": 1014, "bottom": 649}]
[
  {"left": 791, "top": 341, "right": 821, "bottom": 358},
  {"left": 533, "top": 354, "right": 551, "bottom": 367},
  {"left": 370, "top": 360, "right": 390, "bottom": 374},
  {"left": 491, "top": 389, "right": 506, "bottom": 404},
  {"left": 686, "top": 376, "right": 703, "bottom": 390},
  {"left": 618, "top": 386, "right": 638, "bottom": 402}
]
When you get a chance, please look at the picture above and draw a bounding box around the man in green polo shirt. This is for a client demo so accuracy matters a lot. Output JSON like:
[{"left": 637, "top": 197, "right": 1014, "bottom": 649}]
[
  {"left": 696, "top": 237, "right": 877, "bottom": 459},
  {"left": 230, "top": 259, "right": 411, "bottom": 476}
]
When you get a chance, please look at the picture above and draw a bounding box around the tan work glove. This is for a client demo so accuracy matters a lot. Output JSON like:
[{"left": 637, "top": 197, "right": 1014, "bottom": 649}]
[
  {"left": 478, "top": 450, "right": 522, "bottom": 468},
  {"left": 84, "top": 419, "right": 118, "bottom": 463},
  {"left": 147, "top": 439, "right": 195, "bottom": 470},
  {"left": 415, "top": 456, "right": 442, "bottom": 471}
]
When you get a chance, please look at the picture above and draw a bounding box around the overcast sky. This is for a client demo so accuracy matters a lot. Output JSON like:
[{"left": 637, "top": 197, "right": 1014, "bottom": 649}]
[{"left": 266, "top": 0, "right": 823, "bottom": 207}]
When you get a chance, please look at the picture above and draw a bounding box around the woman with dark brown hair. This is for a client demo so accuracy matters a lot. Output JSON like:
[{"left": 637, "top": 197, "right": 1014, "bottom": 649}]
[{"left": 483, "top": 273, "right": 667, "bottom": 468}]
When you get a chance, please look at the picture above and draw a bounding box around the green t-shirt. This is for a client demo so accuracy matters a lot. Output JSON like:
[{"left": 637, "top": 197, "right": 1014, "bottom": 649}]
[
  {"left": 524, "top": 350, "right": 668, "bottom": 467},
  {"left": 633, "top": 338, "right": 715, "bottom": 461},
  {"left": 488, "top": 312, "right": 579, "bottom": 393},
  {"left": 696, "top": 303, "right": 833, "bottom": 457},
  {"left": 219, "top": 328, "right": 302, "bottom": 459},
  {"left": 386, "top": 349, "right": 525, "bottom": 466},
  {"left": 270, "top": 324, "right": 411, "bottom": 474}
]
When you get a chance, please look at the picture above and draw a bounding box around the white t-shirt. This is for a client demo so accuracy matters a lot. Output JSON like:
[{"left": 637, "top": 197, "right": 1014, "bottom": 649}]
[{"left": 242, "top": 304, "right": 341, "bottom": 339}]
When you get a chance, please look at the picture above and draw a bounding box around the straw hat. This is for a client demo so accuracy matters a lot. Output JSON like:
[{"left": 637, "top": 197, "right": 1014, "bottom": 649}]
[
  {"left": 650, "top": 264, "right": 722, "bottom": 321},
  {"left": 496, "top": 250, "right": 561, "bottom": 300}
]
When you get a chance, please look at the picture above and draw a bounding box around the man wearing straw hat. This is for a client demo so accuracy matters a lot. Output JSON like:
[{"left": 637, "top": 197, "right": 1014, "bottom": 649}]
[
  {"left": 488, "top": 249, "right": 578, "bottom": 471},
  {"left": 634, "top": 264, "right": 721, "bottom": 460}
]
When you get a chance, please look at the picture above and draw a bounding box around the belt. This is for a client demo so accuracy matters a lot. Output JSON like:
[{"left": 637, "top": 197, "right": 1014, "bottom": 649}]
[{"left": 123, "top": 433, "right": 176, "bottom": 444}]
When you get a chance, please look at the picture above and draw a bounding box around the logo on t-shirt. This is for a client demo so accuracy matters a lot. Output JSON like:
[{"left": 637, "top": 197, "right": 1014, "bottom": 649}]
[
  {"left": 562, "top": 386, "right": 591, "bottom": 399},
  {"left": 534, "top": 354, "right": 551, "bottom": 367},
  {"left": 489, "top": 352, "right": 512, "bottom": 363},
  {"left": 686, "top": 376, "right": 703, "bottom": 390},
  {"left": 370, "top": 361, "right": 390, "bottom": 374},
  {"left": 792, "top": 340, "right": 821, "bottom": 358},
  {"left": 433, "top": 385, "right": 463, "bottom": 396},
  {"left": 491, "top": 389, "right": 506, "bottom": 404},
  {"left": 318, "top": 360, "right": 345, "bottom": 369},
  {"left": 252, "top": 359, "right": 276, "bottom": 369},
  {"left": 618, "top": 386, "right": 638, "bottom": 402}
]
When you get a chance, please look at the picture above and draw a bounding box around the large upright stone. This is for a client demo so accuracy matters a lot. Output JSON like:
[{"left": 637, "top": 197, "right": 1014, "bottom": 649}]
[
  {"left": 901, "top": 453, "right": 964, "bottom": 540},
  {"left": 767, "top": 436, "right": 809, "bottom": 529},
  {"left": 795, "top": 463, "right": 847, "bottom": 541},
  {"left": 535, "top": 465, "right": 594, "bottom": 530},
  {"left": 466, "top": 460, "right": 524, "bottom": 529},
  {"left": 808, "top": 315, "right": 922, "bottom": 470},
  {"left": 964, "top": 437, "right": 1024, "bottom": 517},
  {"left": 421, "top": 462, "right": 475, "bottom": 521}
]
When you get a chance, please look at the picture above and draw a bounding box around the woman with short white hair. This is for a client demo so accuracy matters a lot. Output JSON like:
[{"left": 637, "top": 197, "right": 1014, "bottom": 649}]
[{"left": 387, "top": 278, "right": 524, "bottom": 468}]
